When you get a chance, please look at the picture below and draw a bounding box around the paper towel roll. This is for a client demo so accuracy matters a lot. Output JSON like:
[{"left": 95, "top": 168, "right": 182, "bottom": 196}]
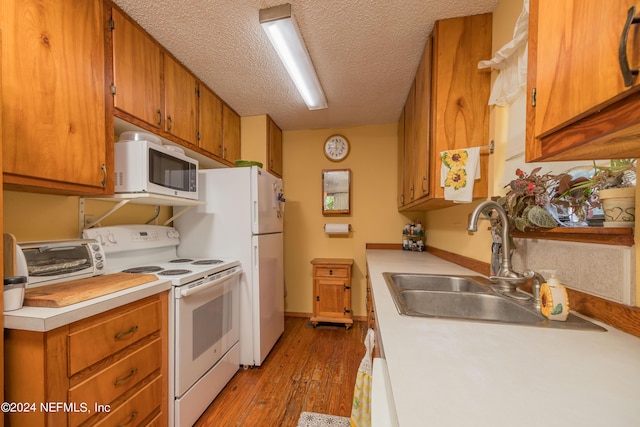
[{"left": 324, "top": 223, "right": 350, "bottom": 235}]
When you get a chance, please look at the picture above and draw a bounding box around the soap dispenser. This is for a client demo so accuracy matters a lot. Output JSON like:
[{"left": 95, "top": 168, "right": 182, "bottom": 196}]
[{"left": 539, "top": 273, "right": 570, "bottom": 321}]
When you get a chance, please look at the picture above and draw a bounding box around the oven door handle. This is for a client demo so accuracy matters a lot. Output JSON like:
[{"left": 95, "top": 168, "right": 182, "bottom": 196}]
[{"left": 178, "top": 268, "right": 242, "bottom": 298}]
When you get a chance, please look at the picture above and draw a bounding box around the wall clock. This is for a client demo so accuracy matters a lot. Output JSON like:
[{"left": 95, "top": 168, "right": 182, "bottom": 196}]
[{"left": 324, "top": 135, "right": 350, "bottom": 161}]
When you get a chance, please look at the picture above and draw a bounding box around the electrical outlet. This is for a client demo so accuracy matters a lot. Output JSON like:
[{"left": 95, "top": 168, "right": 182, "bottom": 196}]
[{"left": 85, "top": 215, "right": 96, "bottom": 226}]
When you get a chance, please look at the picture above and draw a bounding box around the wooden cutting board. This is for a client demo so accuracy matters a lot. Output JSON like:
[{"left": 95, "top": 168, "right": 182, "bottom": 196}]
[{"left": 23, "top": 273, "right": 158, "bottom": 307}]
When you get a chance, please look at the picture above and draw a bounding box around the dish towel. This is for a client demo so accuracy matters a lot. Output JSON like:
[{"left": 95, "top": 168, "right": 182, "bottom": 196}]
[
  {"left": 350, "top": 328, "right": 375, "bottom": 427},
  {"left": 440, "top": 147, "right": 481, "bottom": 203}
]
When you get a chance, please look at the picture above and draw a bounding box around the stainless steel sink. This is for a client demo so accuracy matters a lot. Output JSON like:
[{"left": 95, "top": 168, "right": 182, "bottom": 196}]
[
  {"left": 383, "top": 273, "right": 605, "bottom": 331},
  {"left": 390, "top": 274, "right": 488, "bottom": 293}
]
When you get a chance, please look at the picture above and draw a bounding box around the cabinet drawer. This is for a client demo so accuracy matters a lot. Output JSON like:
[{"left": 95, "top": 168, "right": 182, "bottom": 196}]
[
  {"left": 314, "top": 267, "right": 349, "bottom": 278},
  {"left": 68, "top": 338, "right": 162, "bottom": 426},
  {"left": 68, "top": 300, "right": 161, "bottom": 375},
  {"left": 94, "top": 375, "right": 162, "bottom": 427}
]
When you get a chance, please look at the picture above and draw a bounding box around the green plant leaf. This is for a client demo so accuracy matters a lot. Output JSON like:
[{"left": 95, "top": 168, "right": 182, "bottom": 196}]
[{"left": 527, "top": 205, "right": 558, "bottom": 228}]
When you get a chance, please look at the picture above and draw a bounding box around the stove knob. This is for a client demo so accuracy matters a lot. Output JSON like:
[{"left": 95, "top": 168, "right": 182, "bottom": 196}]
[
  {"left": 107, "top": 233, "right": 117, "bottom": 244},
  {"left": 167, "top": 229, "right": 180, "bottom": 239}
]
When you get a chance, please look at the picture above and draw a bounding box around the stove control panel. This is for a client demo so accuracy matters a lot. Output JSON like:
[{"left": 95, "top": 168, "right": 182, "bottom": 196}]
[{"left": 83, "top": 225, "right": 180, "bottom": 253}]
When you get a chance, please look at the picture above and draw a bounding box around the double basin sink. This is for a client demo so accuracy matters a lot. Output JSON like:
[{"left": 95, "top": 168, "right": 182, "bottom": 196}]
[{"left": 384, "top": 273, "right": 605, "bottom": 331}]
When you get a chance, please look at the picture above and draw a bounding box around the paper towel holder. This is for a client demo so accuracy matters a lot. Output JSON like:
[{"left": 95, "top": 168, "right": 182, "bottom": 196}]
[{"left": 324, "top": 223, "right": 352, "bottom": 235}]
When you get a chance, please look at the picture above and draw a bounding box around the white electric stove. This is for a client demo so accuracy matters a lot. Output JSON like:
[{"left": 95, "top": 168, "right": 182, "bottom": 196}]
[{"left": 82, "top": 225, "right": 241, "bottom": 427}]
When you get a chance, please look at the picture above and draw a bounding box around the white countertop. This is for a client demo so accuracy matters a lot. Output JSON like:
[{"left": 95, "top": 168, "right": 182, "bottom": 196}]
[
  {"left": 367, "top": 249, "right": 640, "bottom": 427},
  {"left": 4, "top": 279, "right": 172, "bottom": 332}
]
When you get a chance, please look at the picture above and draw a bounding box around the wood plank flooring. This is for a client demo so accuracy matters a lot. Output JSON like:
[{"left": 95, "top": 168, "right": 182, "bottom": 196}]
[{"left": 195, "top": 317, "right": 367, "bottom": 426}]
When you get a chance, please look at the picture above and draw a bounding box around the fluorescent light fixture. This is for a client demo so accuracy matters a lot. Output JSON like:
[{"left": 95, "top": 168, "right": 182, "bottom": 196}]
[{"left": 259, "top": 3, "right": 328, "bottom": 110}]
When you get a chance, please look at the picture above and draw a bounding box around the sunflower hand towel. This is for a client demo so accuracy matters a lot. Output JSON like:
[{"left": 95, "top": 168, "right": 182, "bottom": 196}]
[{"left": 440, "top": 147, "right": 481, "bottom": 203}]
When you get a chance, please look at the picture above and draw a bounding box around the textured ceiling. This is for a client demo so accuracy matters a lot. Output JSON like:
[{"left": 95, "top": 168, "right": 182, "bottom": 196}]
[{"left": 112, "top": 0, "right": 499, "bottom": 131}]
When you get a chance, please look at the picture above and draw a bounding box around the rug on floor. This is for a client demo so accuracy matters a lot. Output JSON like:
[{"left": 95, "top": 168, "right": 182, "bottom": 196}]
[{"left": 297, "top": 411, "right": 350, "bottom": 427}]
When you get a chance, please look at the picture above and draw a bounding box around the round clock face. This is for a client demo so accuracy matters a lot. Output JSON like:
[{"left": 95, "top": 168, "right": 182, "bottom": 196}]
[{"left": 324, "top": 135, "right": 350, "bottom": 161}]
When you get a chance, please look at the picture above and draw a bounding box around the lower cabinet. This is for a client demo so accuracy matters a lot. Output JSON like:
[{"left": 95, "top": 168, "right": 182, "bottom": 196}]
[
  {"left": 310, "top": 258, "right": 354, "bottom": 329},
  {"left": 4, "top": 292, "right": 169, "bottom": 427}
]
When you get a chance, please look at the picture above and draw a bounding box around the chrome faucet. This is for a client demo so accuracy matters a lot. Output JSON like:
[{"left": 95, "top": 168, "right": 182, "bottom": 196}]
[{"left": 467, "top": 201, "right": 528, "bottom": 298}]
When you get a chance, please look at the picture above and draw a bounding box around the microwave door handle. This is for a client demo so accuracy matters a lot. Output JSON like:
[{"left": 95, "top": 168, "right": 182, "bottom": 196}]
[{"left": 179, "top": 268, "right": 242, "bottom": 298}]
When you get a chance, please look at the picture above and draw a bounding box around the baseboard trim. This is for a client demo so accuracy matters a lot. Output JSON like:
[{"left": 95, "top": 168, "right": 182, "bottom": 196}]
[{"left": 285, "top": 312, "right": 366, "bottom": 323}]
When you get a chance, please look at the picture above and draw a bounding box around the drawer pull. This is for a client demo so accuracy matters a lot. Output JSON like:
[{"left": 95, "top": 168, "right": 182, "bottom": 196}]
[
  {"left": 619, "top": 6, "right": 640, "bottom": 86},
  {"left": 114, "top": 325, "right": 139, "bottom": 340},
  {"left": 114, "top": 368, "right": 138, "bottom": 386},
  {"left": 117, "top": 411, "right": 138, "bottom": 427}
]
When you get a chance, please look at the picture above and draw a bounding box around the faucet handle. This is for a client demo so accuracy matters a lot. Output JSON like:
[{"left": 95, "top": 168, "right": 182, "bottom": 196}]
[{"left": 524, "top": 269, "right": 546, "bottom": 311}]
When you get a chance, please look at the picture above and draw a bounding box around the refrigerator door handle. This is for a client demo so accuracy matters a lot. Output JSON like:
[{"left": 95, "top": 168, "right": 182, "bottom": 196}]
[{"left": 254, "top": 243, "right": 259, "bottom": 268}]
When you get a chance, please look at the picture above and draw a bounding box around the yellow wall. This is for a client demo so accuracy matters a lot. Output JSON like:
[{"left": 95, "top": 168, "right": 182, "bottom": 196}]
[
  {"left": 3, "top": 191, "right": 172, "bottom": 241},
  {"left": 282, "top": 124, "right": 419, "bottom": 317},
  {"left": 240, "top": 115, "right": 268, "bottom": 166}
]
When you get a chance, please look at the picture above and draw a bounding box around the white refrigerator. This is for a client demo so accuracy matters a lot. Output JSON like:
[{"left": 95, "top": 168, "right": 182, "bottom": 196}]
[{"left": 175, "top": 166, "right": 285, "bottom": 366}]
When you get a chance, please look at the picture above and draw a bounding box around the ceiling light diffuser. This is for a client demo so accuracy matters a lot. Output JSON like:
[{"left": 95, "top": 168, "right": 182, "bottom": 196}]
[{"left": 259, "top": 3, "right": 328, "bottom": 110}]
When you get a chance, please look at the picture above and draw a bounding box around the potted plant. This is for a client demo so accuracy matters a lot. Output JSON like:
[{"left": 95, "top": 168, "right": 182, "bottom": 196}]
[
  {"left": 497, "top": 168, "right": 593, "bottom": 232},
  {"left": 575, "top": 159, "right": 636, "bottom": 227}
]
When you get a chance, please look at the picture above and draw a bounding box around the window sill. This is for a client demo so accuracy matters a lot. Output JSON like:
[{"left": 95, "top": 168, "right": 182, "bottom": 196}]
[{"left": 510, "top": 227, "right": 634, "bottom": 246}]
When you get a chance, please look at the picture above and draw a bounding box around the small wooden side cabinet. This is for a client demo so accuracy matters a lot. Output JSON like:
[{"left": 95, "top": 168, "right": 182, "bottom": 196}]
[{"left": 310, "top": 258, "right": 354, "bottom": 329}]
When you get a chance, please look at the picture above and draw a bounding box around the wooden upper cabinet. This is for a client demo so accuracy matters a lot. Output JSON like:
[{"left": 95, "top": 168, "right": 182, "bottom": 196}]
[
  {"left": 198, "top": 83, "right": 224, "bottom": 158},
  {"left": 267, "top": 116, "right": 283, "bottom": 178},
  {"left": 398, "top": 13, "right": 491, "bottom": 211},
  {"left": 1, "top": 0, "right": 110, "bottom": 194},
  {"left": 403, "top": 82, "right": 416, "bottom": 204},
  {"left": 222, "top": 104, "right": 241, "bottom": 163},
  {"left": 397, "top": 109, "right": 406, "bottom": 208},
  {"left": 164, "top": 55, "right": 198, "bottom": 145},
  {"left": 413, "top": 37, "right": 432, "bottom": 201},
  {"left": 527, "top": 0, "right": 640, "bottom": 161},
  {"left": 111, "top": 9, "right": 162, "bottom": 129}
]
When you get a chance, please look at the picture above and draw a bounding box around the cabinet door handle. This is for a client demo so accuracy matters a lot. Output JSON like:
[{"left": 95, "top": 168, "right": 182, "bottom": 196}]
[
  {"left": 167, "top": 115, "right": 173, "bottom": 131},
  {"left": 421, "top": 176, "right": 427, "bottom": 194},
  {"left": 619, "top": 6, "right": 640, "bottom": 87},
  {"left": 156, "top": 109, "right": 162, "bottom": 126},
  {"left": 114, "top": 325, "right": 138, "bottom": 340},
  {"left": 114, "top": 368, "right": 138, "bottom": 386}
]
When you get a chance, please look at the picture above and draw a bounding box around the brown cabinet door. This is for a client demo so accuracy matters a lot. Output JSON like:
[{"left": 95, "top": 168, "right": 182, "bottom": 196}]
[
  {"left": 198, "top": 84, "right": 224, "bottom": 158},
  {"left": 268, "top": 117, "right": 283, "bottom": 177},
  {"left": 430, "top": 13, "right": 491, "bottom": 200},
  {"left": 314, "top": 278, "right": 350, "bottom": 319},
  {"left": 222, "top": 104, "right": 241, "bottom": 162},
  {"left": 2, "top": 0, "right": 107, "bottom": 192},
  {"left": 397, "top": 109, "right": 406, "bottom": 208},
  {"left": 532, "top": 0, "right": 640, "bottom": 139},
  {"left": 403, "top": 82, "right": 416, "bottom": 203},
  {"left": 413, "top": 37, "right": 432, "bottom": 201},
  {"left": 164, "top": 55, "right": 198, "bottom": 145},
  {"left": 112, "top": 9, "right": 162, "bottom": 129}
]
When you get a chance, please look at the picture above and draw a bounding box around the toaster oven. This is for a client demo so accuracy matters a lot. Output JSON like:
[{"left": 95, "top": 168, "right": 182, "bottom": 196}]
[{"left": 15, "top": 239, "right": 106, "bottom": 287}]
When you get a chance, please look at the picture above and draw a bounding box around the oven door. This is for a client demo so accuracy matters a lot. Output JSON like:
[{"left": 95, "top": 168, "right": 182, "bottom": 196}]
[{"left": 174, "top": 268, "right": 240, "bottom": 397}]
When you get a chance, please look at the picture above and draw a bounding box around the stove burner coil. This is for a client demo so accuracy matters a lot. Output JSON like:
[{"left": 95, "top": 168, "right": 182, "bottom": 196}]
[
  {"left": 169, "top": 258, "right": 194, "bottom": 263},
  {"left": 192, "top": 259, "right": 224, "bottom": 265},
  {"left": 122, "top": 266, "right": 164, "bottom": 273},
  {"left": 159, "top": 269, "right": 192, "bottom": 276}
]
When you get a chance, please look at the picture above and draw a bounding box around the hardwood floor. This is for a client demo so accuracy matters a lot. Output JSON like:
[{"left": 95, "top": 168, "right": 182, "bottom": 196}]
[{"left": 195, "top": 317, "right": 367, "bottom": 426}]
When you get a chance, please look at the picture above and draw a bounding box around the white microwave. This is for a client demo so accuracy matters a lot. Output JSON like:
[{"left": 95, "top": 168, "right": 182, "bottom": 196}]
[{"left": 114, "top": 140, "right": 199, "bottom": 200}]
